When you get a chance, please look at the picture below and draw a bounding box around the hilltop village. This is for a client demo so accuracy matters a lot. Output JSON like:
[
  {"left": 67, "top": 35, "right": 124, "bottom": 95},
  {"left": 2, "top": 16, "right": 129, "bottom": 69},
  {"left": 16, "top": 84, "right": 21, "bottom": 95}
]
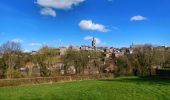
[{"left": 11, "top": 38, "right": 168, "bottom": 77}]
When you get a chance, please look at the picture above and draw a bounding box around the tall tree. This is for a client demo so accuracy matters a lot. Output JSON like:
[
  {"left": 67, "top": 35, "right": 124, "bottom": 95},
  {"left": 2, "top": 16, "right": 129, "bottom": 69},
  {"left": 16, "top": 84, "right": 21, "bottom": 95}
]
[
  {"left": 35, "top": 46, "right": 60, "bottom": 77},
  {"left": 62, "top": 49, "right": 92, "bottom": 75},
  {"left": 132, "top": 45, "right": 154, "bottom": 76},
  {"left": 0, "top": 41, "right": 22, "bottom": 78}
]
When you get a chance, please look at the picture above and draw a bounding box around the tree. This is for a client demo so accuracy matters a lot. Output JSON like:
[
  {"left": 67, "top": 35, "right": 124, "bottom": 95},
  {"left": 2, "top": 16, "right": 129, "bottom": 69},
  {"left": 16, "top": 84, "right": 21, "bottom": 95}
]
[
  {"left": 35, "top": 46, "right": 60, "bottom": 77},
  {"left": 88, "top": 50, "right": 104, "bottom": 74},
  {"left": 62, "top": 49, "right": 81, "bottom": 74},
  {"left": 77, "top": 50, "right": 89, "bottom": 74},
  {"left": 62, "top": 48, "right": 93, "bottom": 75},
  {"left": 132, "top": 45, "right": 154, "bottom": 76},
  {"left": 164, "top": 51, "right": 170, "bottom": 68},
  {"left": 0, "top": 57, "right": 6, "bottom": 78},
  {"left": 0, "top": 41, "right": 22, "bottom": 78},
  {"left": 152, "top": 47, "right": 165, "bottom": 67},
  {"left": 115, "top": 56, "right": 130, "bottom": 76},
  {"left": 127, "top": 54, "right": 140, "bottom": 76}
]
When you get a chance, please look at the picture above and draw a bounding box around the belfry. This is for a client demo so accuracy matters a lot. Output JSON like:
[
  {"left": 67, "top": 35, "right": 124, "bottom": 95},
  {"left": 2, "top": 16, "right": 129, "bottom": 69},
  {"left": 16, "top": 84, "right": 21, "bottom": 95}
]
[{"left": 92, "top": 37, "right": 96, "bottom": 50}]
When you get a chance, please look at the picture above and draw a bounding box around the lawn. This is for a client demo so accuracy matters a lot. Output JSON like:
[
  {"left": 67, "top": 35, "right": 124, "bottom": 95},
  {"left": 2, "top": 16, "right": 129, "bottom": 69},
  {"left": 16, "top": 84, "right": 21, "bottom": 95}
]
[{"left": 0, "top": 77, "right": 170, "bottom": 100}]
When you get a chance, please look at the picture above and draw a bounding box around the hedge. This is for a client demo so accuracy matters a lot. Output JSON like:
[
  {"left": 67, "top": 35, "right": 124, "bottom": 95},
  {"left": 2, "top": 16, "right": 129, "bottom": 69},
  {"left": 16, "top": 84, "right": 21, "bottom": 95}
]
[{"left": 0, "top": 74, "right": 113, "bottom": 87}]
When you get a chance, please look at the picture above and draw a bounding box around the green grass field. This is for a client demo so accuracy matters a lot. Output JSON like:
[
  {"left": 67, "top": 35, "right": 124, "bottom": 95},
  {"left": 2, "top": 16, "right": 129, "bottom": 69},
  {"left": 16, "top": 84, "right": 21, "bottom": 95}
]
[{"left": 0, "top": 77, "right": 170, "bottom": 100}]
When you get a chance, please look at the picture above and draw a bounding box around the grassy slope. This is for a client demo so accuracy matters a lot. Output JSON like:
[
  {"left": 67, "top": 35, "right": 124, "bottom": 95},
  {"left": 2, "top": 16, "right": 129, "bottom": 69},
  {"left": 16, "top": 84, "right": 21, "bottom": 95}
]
[{"left": 0, "top": 77, "right": 170, "bottom": 100}]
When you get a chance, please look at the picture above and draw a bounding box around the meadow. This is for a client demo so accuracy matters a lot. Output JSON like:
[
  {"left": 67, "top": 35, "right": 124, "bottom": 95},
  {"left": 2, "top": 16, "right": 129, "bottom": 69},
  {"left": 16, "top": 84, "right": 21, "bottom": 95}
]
[{"left": 0, "top": 77, "right": 170, "bottom": 100}]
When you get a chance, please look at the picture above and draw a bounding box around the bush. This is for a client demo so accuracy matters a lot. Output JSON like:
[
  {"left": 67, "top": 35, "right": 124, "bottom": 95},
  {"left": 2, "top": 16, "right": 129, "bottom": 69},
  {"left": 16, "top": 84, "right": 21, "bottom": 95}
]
[{"left": 0, "top": 74, "right": 113, "bottom": 87}]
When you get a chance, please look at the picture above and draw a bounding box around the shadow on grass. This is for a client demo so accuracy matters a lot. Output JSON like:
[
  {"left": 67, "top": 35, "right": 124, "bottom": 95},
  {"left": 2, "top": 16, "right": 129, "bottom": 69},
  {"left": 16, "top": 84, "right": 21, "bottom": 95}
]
[{"left": 98, "top": 76, "right": 170, "bottom": 85}]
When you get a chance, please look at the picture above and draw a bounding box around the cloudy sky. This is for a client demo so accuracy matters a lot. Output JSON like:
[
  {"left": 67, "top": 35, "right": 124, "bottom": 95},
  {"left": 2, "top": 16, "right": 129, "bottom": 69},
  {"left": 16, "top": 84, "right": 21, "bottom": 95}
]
[{"left": 0, "top": 0, "right": 170, "bottom": 51}]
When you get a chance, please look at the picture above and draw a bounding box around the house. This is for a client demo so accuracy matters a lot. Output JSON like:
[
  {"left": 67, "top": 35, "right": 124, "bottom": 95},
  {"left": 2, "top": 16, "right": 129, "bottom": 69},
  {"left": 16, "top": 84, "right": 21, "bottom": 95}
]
[{"left": 59, "top": 46, "right": 68, "bottom": 55}]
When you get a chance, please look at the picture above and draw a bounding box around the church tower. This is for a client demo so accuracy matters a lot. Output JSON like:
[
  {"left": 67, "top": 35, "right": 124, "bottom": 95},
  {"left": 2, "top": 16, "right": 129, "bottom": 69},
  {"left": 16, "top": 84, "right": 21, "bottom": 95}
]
[{"left": 92, "top": 37, "right": 96, "bottom": 50}]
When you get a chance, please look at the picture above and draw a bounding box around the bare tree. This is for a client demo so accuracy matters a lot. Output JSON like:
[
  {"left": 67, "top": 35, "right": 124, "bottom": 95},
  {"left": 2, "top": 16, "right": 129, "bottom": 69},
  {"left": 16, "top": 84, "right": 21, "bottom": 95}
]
[
  {"left": 35, "top": 46, "right": 60, "bottom": 77},
  {"left": 0, "top": 41, "right": 22, "bottom": 78},
  {"left": 62, "top": 49, "right": 103, "bottom": 75},
  {"left": 132, "top": 45, "right": 154, "bottom": 76}
]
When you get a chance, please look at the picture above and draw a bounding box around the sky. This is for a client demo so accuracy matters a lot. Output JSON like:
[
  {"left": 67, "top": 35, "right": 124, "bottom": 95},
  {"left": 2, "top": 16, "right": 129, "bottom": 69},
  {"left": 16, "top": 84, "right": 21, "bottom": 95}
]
[{"left": 0, "top": 0, "right": 170, "bottom": 51}]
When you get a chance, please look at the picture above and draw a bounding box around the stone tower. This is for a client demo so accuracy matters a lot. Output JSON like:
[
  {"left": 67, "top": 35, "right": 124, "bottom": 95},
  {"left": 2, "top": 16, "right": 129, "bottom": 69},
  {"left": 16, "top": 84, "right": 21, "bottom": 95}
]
[{"left": 92, "top": 37, "right": 96, "bottom": 50}]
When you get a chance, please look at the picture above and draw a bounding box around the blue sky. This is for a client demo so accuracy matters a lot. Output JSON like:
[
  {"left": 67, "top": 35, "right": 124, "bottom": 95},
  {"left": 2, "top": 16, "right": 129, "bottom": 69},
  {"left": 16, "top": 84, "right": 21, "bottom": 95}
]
[{"left": 0, "top": 0, "right": 170, "bottom": 51}]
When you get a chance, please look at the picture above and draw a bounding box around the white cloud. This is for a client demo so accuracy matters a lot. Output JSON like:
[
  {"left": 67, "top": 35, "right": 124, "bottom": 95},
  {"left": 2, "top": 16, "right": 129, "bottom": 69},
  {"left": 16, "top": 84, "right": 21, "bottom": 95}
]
[
  {"left": 11, "top": 38, "right": 23, "bottom": 43},
  {"left": 84, "top": 36, "right": 93, "bottom": 41},
  {"left": 95, "top": 38, "right": 101, "bottom": 44},
  {"left": 130, "top": 15, "right": 147, "bottom": 21},
  {"left": 40, "top": 8, "right": 56, "bottom": 17},
  {"left": 79, "top": 20, "right": 110, "bottom": 32},
  {"left": 36, "top": 0, "right": 85, "bottom": 17},
  {"left": 23, "top": 49, "right": 30, "bottom": 53},
  {"left": 84, "top": 36, "right": 101, "bottom": 44},
  {"left": 29, "top": 43, "right": 42, "bottom": 46},
  {"left": 36, "top": 0, "right": 85, "bottom": 9}
]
